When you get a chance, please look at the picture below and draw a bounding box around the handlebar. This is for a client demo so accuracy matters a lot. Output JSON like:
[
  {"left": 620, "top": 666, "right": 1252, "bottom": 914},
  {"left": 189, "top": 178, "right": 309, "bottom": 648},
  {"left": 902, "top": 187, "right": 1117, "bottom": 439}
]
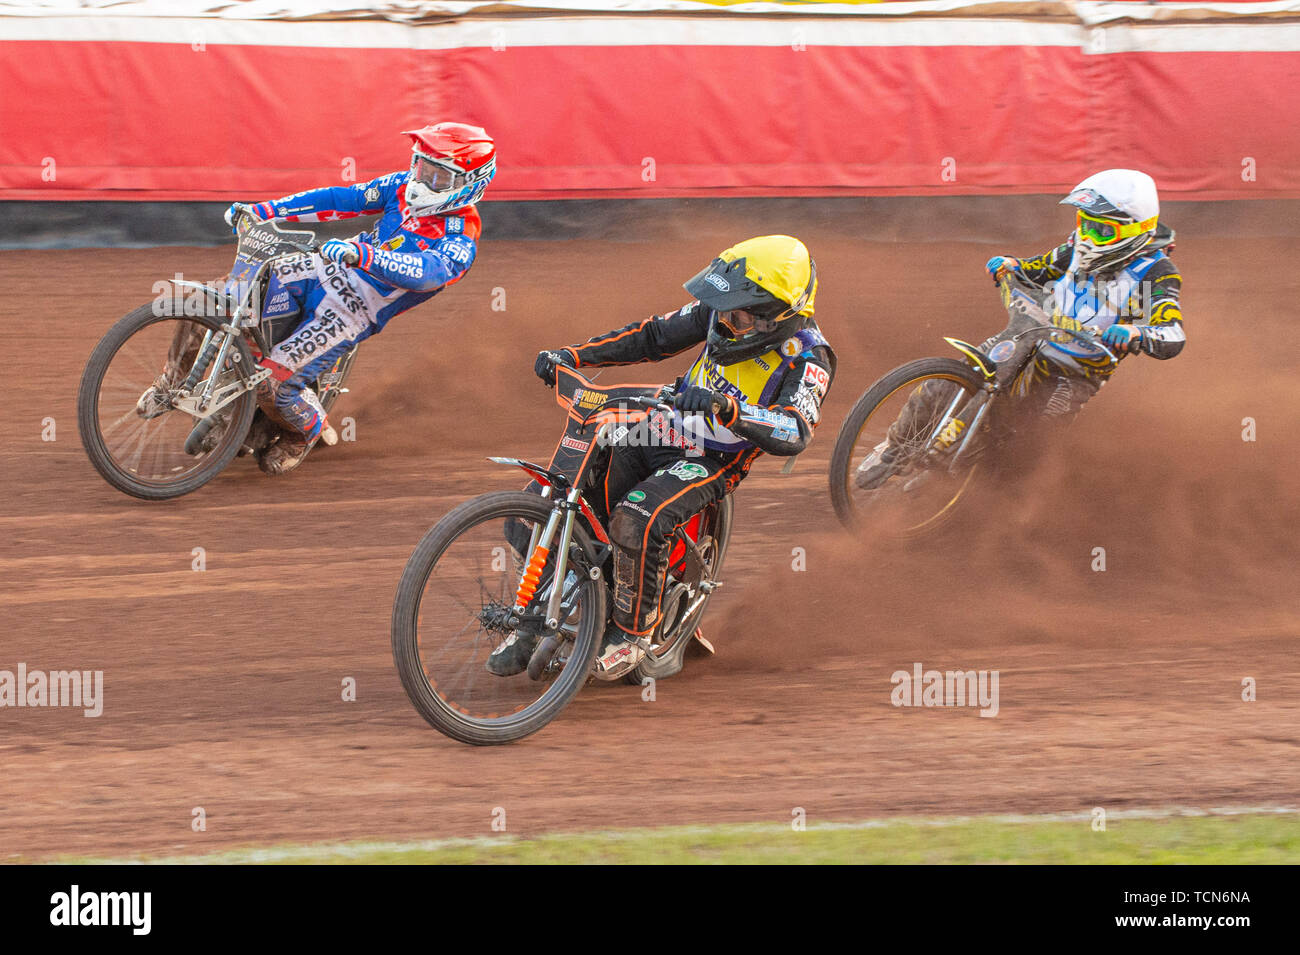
[
  {"left": 577, "top": 386, "right": 677, "bottom": 433},
  {"left": 1015, "top": 321, "right": 1120, "bottom": 365},
  {"left": 227, "top": 203, "right": 354, "bottom": 262},
  {"left": 996, "top": 273, "right": 1121, "bottom": 364}
]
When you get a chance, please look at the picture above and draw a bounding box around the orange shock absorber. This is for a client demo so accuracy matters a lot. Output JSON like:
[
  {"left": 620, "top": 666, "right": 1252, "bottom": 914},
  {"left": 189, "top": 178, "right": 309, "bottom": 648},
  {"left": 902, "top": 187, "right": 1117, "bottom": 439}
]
[{"left": 514, "top": 544, "right": 550, "bottom": 609}]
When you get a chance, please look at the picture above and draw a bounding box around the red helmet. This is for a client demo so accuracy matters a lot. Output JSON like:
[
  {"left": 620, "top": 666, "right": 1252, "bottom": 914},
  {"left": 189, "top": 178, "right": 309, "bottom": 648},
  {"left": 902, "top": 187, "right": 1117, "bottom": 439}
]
[{"left": 401, "top": 122, "right": 496, "bottom": 216}]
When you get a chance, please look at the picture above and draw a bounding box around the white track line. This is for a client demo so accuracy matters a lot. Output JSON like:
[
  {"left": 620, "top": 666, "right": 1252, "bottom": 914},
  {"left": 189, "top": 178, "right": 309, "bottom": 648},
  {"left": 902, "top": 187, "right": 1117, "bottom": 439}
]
[{"left": 76, "top": 805, "right": 1300, "bottom": 865}]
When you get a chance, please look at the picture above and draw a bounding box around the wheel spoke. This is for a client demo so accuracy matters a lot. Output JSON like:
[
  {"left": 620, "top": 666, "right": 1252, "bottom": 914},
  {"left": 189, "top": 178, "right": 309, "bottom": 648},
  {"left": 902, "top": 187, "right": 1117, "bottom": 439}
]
[
  {"left": 832, "top": 368, "right": 983, "bottom": 536},
  {"left": 394, "top": 496, "right": 601, "bottom": 741},
  {"left": 101, "top": 406, "right": 142, "bottom": 440},
  {"left": 120, "top": 340, "right": 165, "bottom": 380},
  {"left": 87, "top": 314, "right": 251, "bottom": 490}
]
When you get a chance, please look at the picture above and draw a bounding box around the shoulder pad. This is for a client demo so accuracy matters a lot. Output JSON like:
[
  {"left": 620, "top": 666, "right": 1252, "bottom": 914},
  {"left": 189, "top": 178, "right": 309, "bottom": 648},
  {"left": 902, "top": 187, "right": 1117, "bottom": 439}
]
[
  {"left": 1128, "top": 250, "right": 1167, "bottom": 277},
  {"left": 455, "top": 205, "right": 483, "bottom": 240},
  {"left": 787, "top": 325, "right": 830, "bottom": 356},
  {"left": 788, "top": 323, "right": 836, "bottom": 375}
]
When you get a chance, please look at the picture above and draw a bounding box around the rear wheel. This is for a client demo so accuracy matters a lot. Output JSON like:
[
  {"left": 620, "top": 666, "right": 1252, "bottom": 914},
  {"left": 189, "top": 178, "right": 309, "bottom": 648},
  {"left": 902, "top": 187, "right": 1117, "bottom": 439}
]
[
  {"left": 77, "top": 303, "right": 257, "bottom": 500},
  {"left": 391, "top": 491, "right": 606, "bottom": 745},
  {"left": 828, "top": 357, "right": 986, "bottom": 537}
]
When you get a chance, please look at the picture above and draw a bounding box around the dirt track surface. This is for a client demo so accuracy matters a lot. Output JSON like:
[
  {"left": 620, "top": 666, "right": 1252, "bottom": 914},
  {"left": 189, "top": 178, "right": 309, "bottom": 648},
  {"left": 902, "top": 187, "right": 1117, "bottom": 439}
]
[{"left": 2, "top": 222, "right": 1298, "bottom": 861}]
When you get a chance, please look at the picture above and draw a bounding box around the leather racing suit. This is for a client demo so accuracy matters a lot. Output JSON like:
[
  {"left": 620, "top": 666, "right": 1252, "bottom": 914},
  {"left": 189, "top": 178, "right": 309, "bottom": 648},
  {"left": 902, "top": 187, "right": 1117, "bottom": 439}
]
[
  {"left": 248, "top": 172, "right": 481, "bottom": 441},
  {"left": 558, "top": 301, "right": 836, "bottom": 638},
  {"left": 888, "top": 236, "right": 1184, "bottom": 449}
]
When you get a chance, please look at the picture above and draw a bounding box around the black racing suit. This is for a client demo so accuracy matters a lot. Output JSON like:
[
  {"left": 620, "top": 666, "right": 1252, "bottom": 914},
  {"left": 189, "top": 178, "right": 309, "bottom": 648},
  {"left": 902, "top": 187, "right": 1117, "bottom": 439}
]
[{"left": 561, "top": 301, "right": 836, "bottom": 638}]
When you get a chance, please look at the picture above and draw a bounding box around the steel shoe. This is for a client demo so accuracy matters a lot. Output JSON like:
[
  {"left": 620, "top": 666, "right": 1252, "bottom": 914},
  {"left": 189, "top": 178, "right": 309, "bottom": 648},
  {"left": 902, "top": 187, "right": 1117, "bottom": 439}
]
[
  {"left": 135, "top": 380, "right": 173, "bottom": 419},
  {"left": 258, "top": 432, "right": 315, "bottom": 475},
  {"left": 854, "top": 441, "right": 902, "bottom": 490}
]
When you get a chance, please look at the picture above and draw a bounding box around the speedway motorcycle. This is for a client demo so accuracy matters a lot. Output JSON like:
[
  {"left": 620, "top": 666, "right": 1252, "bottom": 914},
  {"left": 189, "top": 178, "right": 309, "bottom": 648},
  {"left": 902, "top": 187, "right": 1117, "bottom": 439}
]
[
  {"left": 76, "top": 207, "right": 360, "bottom": 500},
  {"left": 828, "top": 272, "right": 1123, "bottom": 536},
  {"left": 391, "top": 365, "right": 732, "bottom": 745}
]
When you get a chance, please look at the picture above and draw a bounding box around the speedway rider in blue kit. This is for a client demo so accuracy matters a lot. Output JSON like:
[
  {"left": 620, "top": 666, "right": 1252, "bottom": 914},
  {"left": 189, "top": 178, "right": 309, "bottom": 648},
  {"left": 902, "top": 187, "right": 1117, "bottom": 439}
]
[
  {"left": 856, "top": 168, "right": 1186, "bottom": 488},
  {"left": 222, "top": 123, "right": 495, "bottom": 474}
]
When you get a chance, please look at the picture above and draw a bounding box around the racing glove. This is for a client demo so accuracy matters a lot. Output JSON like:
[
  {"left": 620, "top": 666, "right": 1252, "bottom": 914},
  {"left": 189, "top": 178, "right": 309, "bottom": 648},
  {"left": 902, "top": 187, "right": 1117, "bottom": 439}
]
[
  {"left": 1101, "top": 323, "right": 1145, "bottom": 354},
  {"left": 674, "top": 386, "right": 731, "bottom": 417},
  {"left": 224, "top": 202, "right": 275, "bottom": 231},
  {"left": 320, "top": 239, "right": 367, "bottom": 268},
  {"left": 535, "top": 349, "right": 577, "bottom": 387},
  {"left": 985, "top": 255, "right": 1021, "bottom": 284}
]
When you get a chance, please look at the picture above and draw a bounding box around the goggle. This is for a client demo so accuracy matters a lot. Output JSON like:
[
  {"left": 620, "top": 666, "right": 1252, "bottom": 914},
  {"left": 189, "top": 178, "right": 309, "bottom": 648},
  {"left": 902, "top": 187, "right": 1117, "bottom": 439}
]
[
  {"left": 719, "top": 309, "right": 780, "bottom": 337},
  {"left": 1076, "top": 210, "right": 1157, "bottom": 247},
  {"left": 410, "top": 151, "right": 464, "bottom": 192}
]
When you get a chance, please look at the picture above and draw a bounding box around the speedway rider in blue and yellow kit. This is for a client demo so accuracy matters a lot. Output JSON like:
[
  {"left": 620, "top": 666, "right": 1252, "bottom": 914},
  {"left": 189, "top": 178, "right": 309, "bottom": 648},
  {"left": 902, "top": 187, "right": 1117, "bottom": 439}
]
[
  {"left": 487, "top": 235, "right": 836, "bottom": 681},
  {"left": 857, "top": 168, "right": 1186, "bottom": 489},
  {"left": 218, "top": 123, "right": 495, "bottom": 474}
]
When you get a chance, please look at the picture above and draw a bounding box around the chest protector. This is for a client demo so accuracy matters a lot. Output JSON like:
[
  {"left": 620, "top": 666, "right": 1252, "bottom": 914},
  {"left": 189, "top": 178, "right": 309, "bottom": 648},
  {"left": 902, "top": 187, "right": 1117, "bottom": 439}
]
[
  {"left": 1041, "top": 250, "right": 1165, "bottom": 373},
  {"left": 680, "top": 326, "right": 828, "bottom": 452}
]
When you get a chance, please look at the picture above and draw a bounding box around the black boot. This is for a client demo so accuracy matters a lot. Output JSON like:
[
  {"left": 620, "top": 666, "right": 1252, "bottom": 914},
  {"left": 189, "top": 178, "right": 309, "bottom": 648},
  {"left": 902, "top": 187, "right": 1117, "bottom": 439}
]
[{"left": 484, "top": 628, "right": 541, "bottom": 677}]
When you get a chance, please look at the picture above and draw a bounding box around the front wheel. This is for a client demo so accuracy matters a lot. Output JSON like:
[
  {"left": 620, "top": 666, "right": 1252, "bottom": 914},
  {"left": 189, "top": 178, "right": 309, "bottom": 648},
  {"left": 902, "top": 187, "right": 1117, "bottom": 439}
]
[
  {"left": 77, "top": 302, "right": 257, "bottom": 500},
  {"left": 828, "top": 357, "right": 986, "bottom": 537},
  {"left": 391, "top": 490, "right": 607, "bottom": 745}
]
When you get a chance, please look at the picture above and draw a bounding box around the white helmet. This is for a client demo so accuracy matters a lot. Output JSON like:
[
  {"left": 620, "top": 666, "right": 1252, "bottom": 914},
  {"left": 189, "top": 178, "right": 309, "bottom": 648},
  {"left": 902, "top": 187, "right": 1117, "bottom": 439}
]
[{"left": 1060, "top": 169, "right": 1160, "bottom": 273}]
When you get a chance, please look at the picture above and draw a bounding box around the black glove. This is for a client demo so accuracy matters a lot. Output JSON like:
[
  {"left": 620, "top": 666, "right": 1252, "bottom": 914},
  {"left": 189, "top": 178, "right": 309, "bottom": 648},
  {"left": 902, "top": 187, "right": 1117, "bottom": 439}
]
[
  {"left": 534, "top": 349, "right": 576, "bottom": 387},
  {"left": 674, "top": 386, "right": 725, "bottom": 416}
]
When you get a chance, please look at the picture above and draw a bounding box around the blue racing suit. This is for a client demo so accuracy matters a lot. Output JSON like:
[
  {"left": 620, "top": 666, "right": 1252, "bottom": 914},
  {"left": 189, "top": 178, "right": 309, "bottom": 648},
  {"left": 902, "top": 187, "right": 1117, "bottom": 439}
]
[
  {"left": 248, "top": 171, "right": 481, "bottom": 440},
  {"left": 998, "top": 236, "right": 1184, "bottom": 415}
]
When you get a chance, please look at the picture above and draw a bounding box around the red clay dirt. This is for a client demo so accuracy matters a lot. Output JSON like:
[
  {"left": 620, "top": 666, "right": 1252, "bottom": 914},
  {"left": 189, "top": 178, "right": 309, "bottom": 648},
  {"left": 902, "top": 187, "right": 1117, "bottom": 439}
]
[{"left": 1, "top": 222, "right": 1297, "bottom": 861}]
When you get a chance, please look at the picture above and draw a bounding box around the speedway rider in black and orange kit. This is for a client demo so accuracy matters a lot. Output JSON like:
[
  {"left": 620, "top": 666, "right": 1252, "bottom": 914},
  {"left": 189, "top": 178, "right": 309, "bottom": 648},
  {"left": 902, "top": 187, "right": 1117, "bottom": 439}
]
[{"left": 486, "top": 236, "right": 836, "bottom": 680}]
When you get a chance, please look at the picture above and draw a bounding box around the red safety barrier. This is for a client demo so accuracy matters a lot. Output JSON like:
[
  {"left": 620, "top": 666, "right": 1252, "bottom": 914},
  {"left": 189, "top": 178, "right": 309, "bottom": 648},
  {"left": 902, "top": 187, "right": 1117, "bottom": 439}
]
[{"left": 1, "top": 12, "right": 1296, "bottom": 201}]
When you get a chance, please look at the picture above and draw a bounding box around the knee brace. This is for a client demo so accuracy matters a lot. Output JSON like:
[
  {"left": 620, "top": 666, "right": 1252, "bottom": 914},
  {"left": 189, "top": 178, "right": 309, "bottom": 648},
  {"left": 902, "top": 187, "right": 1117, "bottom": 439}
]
[
  {"left": 256, "top": 375, "right": 326, "bottom": 440},
  {"left": 608, "top": 506, "right": 645, "bottom": 552}
]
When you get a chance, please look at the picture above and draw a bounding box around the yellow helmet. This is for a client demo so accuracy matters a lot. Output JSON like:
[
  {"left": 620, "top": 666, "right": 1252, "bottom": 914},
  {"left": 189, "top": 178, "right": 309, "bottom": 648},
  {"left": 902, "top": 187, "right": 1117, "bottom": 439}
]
[
  {"left": 686, "top": 235, "right": 816, "bottom": 320},
  {"left": 685, "top": 235, "right": 818, "bottom": 363}
]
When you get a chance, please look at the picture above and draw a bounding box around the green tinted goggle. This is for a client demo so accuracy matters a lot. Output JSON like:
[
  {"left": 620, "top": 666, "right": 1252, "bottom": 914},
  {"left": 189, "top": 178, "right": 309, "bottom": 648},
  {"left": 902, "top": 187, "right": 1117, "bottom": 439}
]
[{"left": 1076, "top": 210, "right": 1157, "bottom": 247}]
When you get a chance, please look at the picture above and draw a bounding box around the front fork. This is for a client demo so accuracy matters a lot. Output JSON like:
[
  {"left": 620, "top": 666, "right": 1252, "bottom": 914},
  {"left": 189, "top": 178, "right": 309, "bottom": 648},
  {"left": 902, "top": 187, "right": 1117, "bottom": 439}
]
[
  {"left": 516, "top": 486, "right": 585, "bottom": 633},
  {"left": 173, "top": 322, "right": 268, "bottom": 417},
  {"left": 517, "top": 420, "right": 615, "bottom": 632},
  {"left": 925, "top": 385, "right": 995, "bottom": 474}
]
